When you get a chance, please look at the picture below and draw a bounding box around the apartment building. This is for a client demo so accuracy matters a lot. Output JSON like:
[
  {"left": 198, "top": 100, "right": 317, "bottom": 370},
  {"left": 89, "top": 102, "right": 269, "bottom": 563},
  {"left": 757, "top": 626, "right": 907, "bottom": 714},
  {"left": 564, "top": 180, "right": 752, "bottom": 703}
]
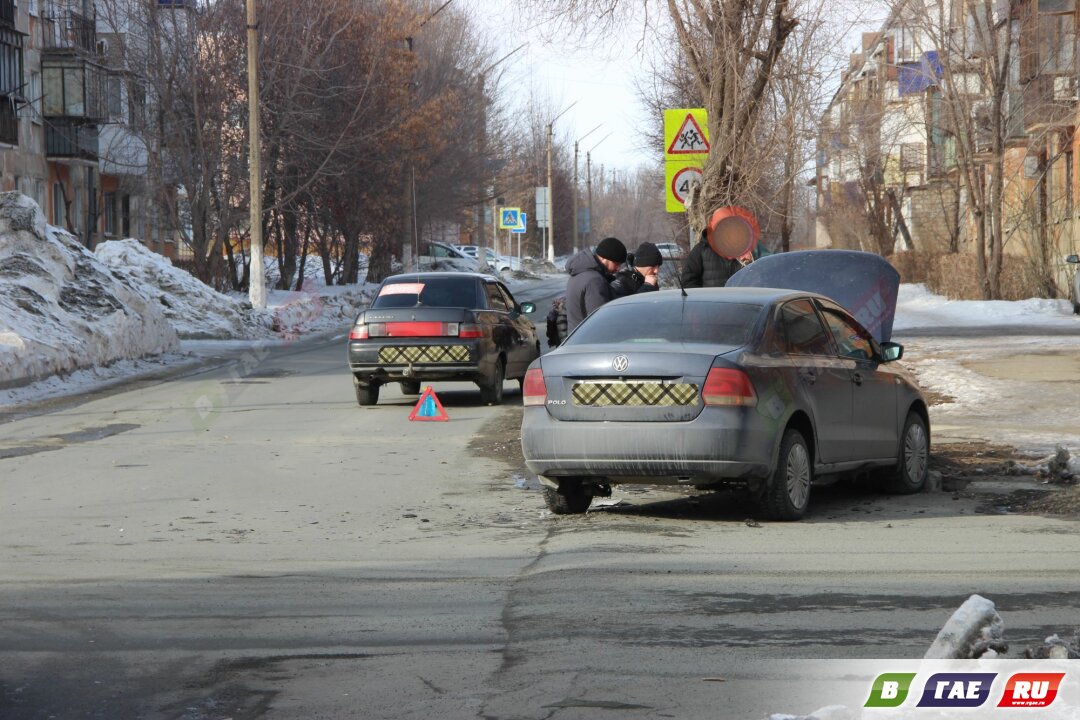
[
  {"left": 818, "top": 0, "right": 1080, "bottom": 296},
  {"left": 0, "top": 0, "right": 187, "bottom": 257}
]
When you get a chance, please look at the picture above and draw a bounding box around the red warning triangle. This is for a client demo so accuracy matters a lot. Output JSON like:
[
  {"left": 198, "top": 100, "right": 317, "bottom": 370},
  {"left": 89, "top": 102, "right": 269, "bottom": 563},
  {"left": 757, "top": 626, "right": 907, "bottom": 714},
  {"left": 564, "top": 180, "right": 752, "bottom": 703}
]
[
  {"left": 667, "top": 113, "right": 710, "bottom": 155},
  {"left": 409, "top": 386, "right": 449, "bottom": 422}
]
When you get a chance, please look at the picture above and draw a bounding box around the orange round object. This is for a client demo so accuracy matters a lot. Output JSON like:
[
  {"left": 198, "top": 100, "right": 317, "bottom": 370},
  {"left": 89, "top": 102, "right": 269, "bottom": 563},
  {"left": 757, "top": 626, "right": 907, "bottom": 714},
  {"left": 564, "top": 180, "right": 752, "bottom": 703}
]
[{"left": 706, "top": 206, "right": 759, "bottom": 259}]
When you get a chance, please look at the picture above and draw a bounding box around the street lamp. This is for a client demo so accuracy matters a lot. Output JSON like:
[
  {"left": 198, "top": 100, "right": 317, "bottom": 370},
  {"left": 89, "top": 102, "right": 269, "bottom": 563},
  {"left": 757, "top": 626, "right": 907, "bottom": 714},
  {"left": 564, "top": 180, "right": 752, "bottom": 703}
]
[
  {"left": 572, "top": 123, "right": 603, "bottom": 253},
  {"left": 584, "top": 132, "right": 612, "bottom": 250},
  {"left": 546, "top": 100, "right": 577, "bottom": 263}
]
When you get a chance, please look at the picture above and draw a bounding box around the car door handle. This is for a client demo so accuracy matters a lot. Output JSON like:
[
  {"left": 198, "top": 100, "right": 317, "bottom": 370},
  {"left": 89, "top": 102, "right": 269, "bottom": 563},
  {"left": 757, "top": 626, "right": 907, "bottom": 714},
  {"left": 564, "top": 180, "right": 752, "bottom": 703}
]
[
  {"left": 798, "top": 369, "right": 816, "bottom": 385},
  {"left": 851, "top": 371, "right": 863, "bottom": 386}
]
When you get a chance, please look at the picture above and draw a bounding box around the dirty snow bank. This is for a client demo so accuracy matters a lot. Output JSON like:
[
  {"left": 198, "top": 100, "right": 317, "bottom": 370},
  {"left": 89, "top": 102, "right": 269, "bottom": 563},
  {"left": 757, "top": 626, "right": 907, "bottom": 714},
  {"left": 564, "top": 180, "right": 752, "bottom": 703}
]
[
  {"left": 0, "top": 193, "right": 179, "bottom": 388},
  {"left": 895, "top": 283, "right": 1077, "bottom": 332},
  {"left": 95, "top": 240, "right": 377, "bottom": 340}
]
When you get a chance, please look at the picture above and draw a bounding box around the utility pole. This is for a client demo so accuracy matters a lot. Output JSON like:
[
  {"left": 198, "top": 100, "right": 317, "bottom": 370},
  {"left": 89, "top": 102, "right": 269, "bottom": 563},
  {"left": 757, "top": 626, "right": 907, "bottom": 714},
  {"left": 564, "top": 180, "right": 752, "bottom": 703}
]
[
  {"left": 545, "top": 101, "right": 577, "bottom": 263},
  {"left": 572, "top": 124, "right": 602, "bottom": 254},
  {"left": 586, "top": 151, "right": 592, "bottom": 249},
  {"left": 246, "top": 0, "right": 264, "bottom": 307}
]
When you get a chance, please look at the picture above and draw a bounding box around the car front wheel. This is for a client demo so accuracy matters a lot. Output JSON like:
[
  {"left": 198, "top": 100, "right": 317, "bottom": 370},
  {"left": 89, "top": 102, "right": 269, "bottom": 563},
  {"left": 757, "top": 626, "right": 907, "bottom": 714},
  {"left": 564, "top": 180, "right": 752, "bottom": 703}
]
[
  {"left": 885, "top": 411, "right": 929, "bottom": 494},
  {"left": 761, "top": 428, "right": 812, "bottom": 520},
  {"left": 543, "top": 481, "right": 592, "bottom": 514}
]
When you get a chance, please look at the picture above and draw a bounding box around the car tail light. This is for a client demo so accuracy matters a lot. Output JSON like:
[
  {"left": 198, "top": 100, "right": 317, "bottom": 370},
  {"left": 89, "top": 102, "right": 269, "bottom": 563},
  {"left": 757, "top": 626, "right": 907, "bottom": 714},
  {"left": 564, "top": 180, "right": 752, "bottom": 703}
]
[
  {"left": 702, "top": 368, "right": 757, "bottom": 407},
  {"left": 522, "top": 368, "right": 547, "bottom": 406},
  {"left": 458, "top": 323, "right": 483, "bottom": 338},
  {"left": 349, "top": 322, "right": 385, "bottom": 340}
]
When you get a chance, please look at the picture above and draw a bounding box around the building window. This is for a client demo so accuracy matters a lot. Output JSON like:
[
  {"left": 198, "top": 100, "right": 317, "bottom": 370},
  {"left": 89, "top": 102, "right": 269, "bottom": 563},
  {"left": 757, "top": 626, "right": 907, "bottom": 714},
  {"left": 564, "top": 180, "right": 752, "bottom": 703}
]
[
  {"left": 52, "top": 181, "right": 65, "bottom": 226},
  {"left": 106, "top": 74, "right": 122, "bottom": 121},
  {"left": 29, "top": 69, "right": 40, "bottom": 122},
  {"left": 103, "top": 191, "right": 115, "bottom": 236},
  {"left": 72, "top": 185, "right": 81, "bottom": 234},
  {"left": 121, "top": 194, "right": 130, "bottom": 237},
  {"left": 900, "top": 143, "right": 926, "bottom": 171},
  {"left": 1039, "top": 11, "right": 1075, "bottom": 73},
  {"left": 0, "top": 25, "right": 23, "bottom": 145}
]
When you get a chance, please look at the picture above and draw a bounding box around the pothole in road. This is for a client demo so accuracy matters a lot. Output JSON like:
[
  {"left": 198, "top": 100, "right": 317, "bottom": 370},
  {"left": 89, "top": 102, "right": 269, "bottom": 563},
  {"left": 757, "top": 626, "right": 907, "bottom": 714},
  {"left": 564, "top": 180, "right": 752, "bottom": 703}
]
[{"left": 0, "top": 422, "right": 141, "bottom": 460}]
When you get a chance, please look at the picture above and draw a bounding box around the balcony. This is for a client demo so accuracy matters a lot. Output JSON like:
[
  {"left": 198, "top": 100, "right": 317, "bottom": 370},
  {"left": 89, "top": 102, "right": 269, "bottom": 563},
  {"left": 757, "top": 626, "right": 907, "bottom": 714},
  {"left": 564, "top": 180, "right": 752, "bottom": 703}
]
[
  {"left": 1023, "top": 73, "right": 1077, "bottom": 133},
  {"left": 46, "top": 117, "right": 98, "bottom": 160},
  {"left": 40, "top": 0, "right": 96, "bottom": 53},
  {"left": 42, "top": 56, "right": 108, "bottom": 121}
]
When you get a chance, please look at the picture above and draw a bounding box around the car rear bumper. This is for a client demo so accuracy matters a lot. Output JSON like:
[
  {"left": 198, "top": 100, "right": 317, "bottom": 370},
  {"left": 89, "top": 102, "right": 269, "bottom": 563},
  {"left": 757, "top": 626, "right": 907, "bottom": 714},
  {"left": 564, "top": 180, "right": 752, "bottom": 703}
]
[
  {"left": 520, "top": 407, "right": 775, "bottom": 482},
  {"left": 348, "top": 340, "right": 488, "bottom": 383}
]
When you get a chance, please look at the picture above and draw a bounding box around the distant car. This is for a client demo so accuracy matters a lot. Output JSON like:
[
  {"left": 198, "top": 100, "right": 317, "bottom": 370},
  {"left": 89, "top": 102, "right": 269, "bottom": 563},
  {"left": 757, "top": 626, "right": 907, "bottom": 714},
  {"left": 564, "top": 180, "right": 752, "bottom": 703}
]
[
  {"left": 455, "top": 245, "right": 520, "bottom": 273},
  {"left": 348, "top": 272, "right": 540, "bottom": 406},
  {"left": 655, "top": 242, "right": 684, "bottom": 259},
  {"left": 520, "top": 252, "right": 929, "bottom": 519},
  {"left": 417, "top": 242, "right": 483, "bottom": 272}
]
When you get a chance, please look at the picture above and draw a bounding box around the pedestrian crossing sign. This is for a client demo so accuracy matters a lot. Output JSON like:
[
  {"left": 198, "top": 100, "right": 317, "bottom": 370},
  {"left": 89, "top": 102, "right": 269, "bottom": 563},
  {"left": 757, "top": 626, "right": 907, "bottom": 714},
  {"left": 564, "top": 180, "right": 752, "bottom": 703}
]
[{"left": 498, "top": 207, "right": 521, "bottom": 230}]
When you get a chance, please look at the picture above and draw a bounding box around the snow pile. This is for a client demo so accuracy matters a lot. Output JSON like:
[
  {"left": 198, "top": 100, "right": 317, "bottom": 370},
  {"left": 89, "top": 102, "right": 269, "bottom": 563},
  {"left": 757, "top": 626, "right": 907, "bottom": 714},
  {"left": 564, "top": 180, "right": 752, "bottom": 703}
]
[
  {"left": 769, "top": 707, "right": 854, "bottom": 720},
  {"left": 96, "top": 239, "right": 258, "bottom": 339},
  {"left": 925, "top": 594, "right": 1006, "bottom": 659},
  {"left": 0, "top": 193, "right": 179, "bottom": 388},
  {"left": 895, "top": 284, "right": 1077, "bottom": 331},
  {"left": 94, "top": 239, "right": 377, "bottom": 340}
]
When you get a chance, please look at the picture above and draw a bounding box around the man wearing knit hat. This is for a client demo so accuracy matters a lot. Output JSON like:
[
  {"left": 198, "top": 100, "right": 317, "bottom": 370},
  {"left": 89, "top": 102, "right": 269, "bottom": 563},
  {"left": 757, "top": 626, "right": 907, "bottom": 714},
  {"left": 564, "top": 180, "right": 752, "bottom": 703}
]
[
  {"left": 564, "top": 236, "right": 627, "bottom": 333},
  {"left": 611, "top": 241, "right": 663, "bottom": 298}
]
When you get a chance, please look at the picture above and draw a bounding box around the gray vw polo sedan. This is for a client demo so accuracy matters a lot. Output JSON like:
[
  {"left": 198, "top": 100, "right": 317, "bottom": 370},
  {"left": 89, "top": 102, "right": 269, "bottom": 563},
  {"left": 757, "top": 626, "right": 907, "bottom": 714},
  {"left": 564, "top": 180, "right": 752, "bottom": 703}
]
[{"left": 521, "top": 252, "right": 929, "bottom": 519}]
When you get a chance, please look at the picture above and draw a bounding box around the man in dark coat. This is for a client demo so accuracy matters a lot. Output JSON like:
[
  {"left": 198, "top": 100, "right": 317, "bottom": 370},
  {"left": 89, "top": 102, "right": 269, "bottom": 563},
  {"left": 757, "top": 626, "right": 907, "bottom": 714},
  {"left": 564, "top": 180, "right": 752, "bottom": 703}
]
[
  {"left": 611, "top": 241, "right": 663, "bottom": 298},
  {"left": 680, "top": 229, "right": 743, "bottom": 288},
  {"left": 564, "top": 237, "right": 627, "bottom": 333}
]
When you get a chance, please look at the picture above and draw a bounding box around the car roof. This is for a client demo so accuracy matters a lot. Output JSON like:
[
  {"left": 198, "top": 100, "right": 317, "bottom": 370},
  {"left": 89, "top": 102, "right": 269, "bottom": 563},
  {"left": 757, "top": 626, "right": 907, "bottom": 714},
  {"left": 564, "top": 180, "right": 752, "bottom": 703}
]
[
  {"left": 382, "top": 271, "right": 501, "bottom": 283},
  {"left": 608, "top": 286, "right": 823, "bottom": 308}
]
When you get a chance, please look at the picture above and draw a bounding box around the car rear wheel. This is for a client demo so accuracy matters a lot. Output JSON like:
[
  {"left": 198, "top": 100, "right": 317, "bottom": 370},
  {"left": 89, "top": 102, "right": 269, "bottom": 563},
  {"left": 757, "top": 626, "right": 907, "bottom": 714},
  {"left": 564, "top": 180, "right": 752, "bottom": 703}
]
[
  {"left": 354, "top": 378, "right": 380, "bottom": 406},
  {"left": 543, "top": 482, "right": 592, "bottom": 514},
  {"left": 761, "top": 428, "right": 811, "bottom": 521},
  {"left": 478, "top": 358, "right": 505, "bottom": 405},
  {"left": 399, "top": 380, "right": 421, "bottom": 395},
  {"left": 885, "top": 411, "right": 929, "bottom": 494}
]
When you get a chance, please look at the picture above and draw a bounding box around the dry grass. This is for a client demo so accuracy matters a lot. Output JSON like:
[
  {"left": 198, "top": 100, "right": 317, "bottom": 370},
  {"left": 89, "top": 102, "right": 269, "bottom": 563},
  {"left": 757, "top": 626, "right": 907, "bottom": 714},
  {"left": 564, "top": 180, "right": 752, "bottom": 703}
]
[{"left": 888, "top": 251, "right": 1049, "bottom": 300}]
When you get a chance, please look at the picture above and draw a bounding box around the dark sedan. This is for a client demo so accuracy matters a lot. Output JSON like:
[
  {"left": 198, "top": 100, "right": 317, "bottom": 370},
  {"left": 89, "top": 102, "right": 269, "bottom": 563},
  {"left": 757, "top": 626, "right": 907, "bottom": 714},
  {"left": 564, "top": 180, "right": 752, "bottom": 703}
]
[
  {"left": 520, "top": 286, "right": 929, "bottom": 519},
  {"left": 348, "top": 273, "right": 540, "bottom": 405}
]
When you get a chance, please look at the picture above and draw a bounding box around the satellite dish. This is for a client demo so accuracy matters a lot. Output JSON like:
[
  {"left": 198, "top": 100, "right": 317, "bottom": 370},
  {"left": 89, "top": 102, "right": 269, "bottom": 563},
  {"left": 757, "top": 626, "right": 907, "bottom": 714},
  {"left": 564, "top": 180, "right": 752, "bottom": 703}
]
[{"left": 706, "top": 206, "right": 759, "bottom": 259}]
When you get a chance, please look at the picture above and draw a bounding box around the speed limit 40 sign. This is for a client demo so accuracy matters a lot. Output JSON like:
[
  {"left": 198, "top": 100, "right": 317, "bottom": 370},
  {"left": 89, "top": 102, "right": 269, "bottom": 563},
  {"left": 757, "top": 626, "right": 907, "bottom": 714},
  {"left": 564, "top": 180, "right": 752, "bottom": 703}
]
[{"left": 665, "top": 161, "right": 703, "bottom": 213}]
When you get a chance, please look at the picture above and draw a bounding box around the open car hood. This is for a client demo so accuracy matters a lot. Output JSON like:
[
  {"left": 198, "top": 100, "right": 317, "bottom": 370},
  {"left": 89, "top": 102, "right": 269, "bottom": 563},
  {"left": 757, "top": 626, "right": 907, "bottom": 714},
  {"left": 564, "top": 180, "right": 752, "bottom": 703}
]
[{"left": 726, "top": 250, "right": 900, "bottom": 342}]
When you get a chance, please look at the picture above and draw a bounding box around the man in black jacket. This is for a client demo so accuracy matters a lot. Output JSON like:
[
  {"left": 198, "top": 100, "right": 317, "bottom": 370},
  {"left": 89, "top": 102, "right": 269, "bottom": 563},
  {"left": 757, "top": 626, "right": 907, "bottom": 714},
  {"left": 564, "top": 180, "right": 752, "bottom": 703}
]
[
  {"left": 680, "top": 229, "right": 742, "bottom": 288},
  {"left": 564, "top": 237, "right": 627, "bottom": 333},
  {"left": 611, "top": 241, "right": 662, "bottom": 298}
]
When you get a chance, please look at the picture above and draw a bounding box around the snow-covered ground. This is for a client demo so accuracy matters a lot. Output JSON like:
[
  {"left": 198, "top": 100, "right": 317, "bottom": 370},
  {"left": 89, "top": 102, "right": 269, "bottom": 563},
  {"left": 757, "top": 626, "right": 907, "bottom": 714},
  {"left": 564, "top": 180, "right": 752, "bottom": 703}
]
[{"left": 894, "top": 283, "right": 1078, "bottom": 332}]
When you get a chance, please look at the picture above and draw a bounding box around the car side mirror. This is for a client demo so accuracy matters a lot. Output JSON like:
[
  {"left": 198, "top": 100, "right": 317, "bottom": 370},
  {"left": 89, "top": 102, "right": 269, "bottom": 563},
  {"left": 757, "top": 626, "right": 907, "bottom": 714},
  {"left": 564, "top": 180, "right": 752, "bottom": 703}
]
[
  {"left": 1067, "top": 254, "right": 1080, "bottom": 264},
  {"left": 880, "top": 341, "right": 904, "bottom": 362},
  {"left": 520, "top": 302, "right": 536, "bottom": 314}
]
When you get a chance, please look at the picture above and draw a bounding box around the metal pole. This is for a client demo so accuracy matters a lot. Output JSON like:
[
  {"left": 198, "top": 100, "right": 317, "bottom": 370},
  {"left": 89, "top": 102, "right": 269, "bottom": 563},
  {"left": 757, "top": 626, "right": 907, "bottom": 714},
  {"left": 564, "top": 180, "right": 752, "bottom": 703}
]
[
  {"left": 246, "top": 0, "right": 265, "bottom": 307},
  {"left": 572, "top": 141, "right": 579, "bottom": 253},
  {"left": 546, "top": 122, "right": 554, "bottom": 263},
  {"left": 586, "top": 151, "right": 593, "bottom": 250}
]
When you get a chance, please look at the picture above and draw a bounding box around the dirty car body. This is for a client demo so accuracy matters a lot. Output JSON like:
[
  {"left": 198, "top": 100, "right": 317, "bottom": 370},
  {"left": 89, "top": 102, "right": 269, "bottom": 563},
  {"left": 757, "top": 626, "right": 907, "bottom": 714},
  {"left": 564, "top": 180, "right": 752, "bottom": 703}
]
[
  {"left": 348, "top": 273, "right": 539, "bottom": 406},
  {"left": 521, "top": 252, "right": 930, "bottom": 519}
]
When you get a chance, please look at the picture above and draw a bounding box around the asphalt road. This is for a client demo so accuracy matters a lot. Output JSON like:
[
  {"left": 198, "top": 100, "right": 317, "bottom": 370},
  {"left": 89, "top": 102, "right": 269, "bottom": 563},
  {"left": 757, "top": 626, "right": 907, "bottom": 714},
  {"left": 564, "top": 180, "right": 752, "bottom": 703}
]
[{"left": 2, "top": 283, "right": 1080, "bottom": 719}]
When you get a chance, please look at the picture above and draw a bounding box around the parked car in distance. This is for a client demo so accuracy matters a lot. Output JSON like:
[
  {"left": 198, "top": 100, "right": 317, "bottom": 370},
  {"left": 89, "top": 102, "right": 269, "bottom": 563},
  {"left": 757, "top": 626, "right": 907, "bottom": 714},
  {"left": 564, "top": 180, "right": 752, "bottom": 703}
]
[
  {"left": 654, "top": 242, "right": 684, "bottom": 259},
  {"left": 417, "top": 242, "right": 483, "bottom": 272},
  {"left": 348, "top": 273, "right": 540, "bottom": 406},
  {"left": 455, "top": 245, "right": 521, "bottom": 273},
  {"left": 521, "top": 253, "right": 928, "bottom": 519}
]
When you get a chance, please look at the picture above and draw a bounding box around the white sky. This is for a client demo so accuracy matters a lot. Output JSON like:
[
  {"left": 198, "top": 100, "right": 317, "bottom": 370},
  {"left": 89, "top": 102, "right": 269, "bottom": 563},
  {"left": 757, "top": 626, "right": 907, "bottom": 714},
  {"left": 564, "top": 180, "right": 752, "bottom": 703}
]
[
  {"left": 463, "top": 0, "right": 657, "bottom": 172},
  {"left": 462, "top": 1, "right": 885, "bottom": 173}
]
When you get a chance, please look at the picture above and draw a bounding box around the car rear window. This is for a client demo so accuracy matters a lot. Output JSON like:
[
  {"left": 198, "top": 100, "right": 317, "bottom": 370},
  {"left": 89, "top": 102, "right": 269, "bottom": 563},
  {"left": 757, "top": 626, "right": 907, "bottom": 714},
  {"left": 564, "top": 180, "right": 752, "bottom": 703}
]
[
  {"left": 372, "top": 277, "right": 480, "bottom": 309},
  {"left": 565, "top": 301, "right": 762, "bottom": 346}
]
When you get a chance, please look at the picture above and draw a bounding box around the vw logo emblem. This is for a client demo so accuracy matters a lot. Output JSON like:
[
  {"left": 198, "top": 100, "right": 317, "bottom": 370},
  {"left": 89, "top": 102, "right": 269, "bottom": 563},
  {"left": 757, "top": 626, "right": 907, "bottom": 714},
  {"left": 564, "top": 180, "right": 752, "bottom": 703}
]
[{"left": 612, "top": 355, "right": 629, "bottom": 372}]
